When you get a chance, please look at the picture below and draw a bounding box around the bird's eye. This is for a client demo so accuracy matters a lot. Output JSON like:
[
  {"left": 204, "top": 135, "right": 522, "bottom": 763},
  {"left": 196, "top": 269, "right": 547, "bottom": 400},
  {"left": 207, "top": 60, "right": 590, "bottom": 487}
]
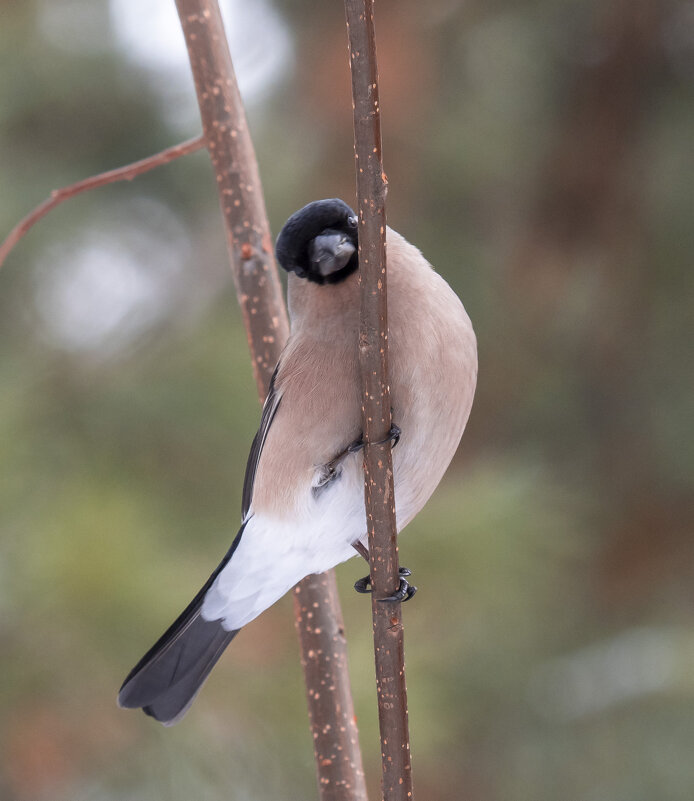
[{"left": 347, "top": 215, "right": 358, "bottom": 229}]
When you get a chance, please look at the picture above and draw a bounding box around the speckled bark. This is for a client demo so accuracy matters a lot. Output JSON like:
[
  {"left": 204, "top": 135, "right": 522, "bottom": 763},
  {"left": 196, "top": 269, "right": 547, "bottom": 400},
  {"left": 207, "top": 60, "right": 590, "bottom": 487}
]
[
  {"left": 345, "top": 1, "right": 414, "bottom": 800},
  {"left": 176, "top": 0, "right": 286, "bottom": 398},
  {"left": 175, "top": 3, "right": 367, "bottom": 798},
  {"left": 294, "top": 574, "right": 368, "bottom": 800}
]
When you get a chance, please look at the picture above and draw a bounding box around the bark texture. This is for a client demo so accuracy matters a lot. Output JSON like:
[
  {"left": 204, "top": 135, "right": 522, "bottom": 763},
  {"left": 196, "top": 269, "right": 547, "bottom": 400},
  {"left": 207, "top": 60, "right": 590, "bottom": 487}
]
[
  {"left": 176, "top": 0, "right": 287, "bottom": 397},
  {"left": 175, "top": 2, "right": 367, "bottom": 798},
  {"left": 345, "top": 1, "right": 414, "bottom": 799},
  {"left": 294, "top": 574, "right": 368, "bottom": 800}
]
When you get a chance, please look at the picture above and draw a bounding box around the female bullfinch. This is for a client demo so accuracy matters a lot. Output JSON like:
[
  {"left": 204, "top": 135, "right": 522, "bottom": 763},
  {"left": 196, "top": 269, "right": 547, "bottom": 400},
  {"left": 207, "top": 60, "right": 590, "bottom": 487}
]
[{"left": 118, "top": 199, "right": 477, "bottom": 724}]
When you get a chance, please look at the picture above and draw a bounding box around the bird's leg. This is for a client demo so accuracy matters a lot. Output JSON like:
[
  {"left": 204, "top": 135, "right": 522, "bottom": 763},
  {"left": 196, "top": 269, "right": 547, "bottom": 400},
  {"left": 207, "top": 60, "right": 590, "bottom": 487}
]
[
  {"left": 316, "top": 424, "right": 401, "bottom": 494},
  {"left": 352, "top": 541, "right": 417, "bottom": 602},
  {"left": 349, "top": 422, "right": 413, "bottom": 600},
  {"left": 322, "top": 439, "right": 361, "bottom": 477}
]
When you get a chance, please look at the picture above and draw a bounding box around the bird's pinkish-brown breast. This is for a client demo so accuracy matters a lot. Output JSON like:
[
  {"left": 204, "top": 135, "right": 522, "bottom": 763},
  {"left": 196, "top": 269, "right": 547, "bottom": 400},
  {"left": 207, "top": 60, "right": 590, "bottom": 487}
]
[{"left": 249, "top": 227, "right": 477, "bottom": 529}]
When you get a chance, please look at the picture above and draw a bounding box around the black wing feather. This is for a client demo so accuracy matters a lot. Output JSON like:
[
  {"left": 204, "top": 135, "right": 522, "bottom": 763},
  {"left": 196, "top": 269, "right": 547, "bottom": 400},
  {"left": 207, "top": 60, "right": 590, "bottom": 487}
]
[
  {"left": 241, "top": 363, "right": 282, "bottom": 520},
  {"left": 119, "top": 363, "right": 283, "bottom": 725}
]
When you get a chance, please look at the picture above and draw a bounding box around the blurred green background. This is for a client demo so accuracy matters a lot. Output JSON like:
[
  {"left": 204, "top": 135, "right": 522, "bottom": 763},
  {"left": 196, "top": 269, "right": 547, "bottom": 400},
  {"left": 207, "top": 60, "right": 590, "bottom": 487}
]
[{"left": 1, "top": 0, "right": 693, "bottom": 799}]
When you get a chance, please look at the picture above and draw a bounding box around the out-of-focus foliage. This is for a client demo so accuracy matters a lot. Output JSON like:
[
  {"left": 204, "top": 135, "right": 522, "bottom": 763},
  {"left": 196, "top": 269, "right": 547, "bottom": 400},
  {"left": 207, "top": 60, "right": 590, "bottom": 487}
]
[{"left": 1, "top": 0, "right": 693, "bottom": 799}]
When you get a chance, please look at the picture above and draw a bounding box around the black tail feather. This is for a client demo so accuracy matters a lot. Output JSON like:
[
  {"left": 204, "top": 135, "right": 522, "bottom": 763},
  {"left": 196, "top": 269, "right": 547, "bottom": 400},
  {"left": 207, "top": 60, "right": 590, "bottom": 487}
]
[
  {"left": 139, "top": 618, "right": 238, "bottom": 725},
  {"left": 119, "top": 612, "right": 239, "bottom": 724},
  {"left": 118, "top": 524, "right": 246, "bottom": 725}
]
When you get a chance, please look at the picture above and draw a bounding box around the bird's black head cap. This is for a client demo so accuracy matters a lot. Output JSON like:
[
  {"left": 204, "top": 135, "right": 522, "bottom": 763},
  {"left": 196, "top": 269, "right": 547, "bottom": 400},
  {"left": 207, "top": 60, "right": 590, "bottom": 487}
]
[{"left": 276, "top": 198, "right": 359, "bottom": 285}]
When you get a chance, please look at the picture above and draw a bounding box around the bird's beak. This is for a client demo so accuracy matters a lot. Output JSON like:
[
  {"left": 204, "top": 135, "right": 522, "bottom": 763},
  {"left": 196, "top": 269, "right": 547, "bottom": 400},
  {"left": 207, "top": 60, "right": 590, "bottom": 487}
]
[{"left": 309, "top": 233, "right": 356, "bottom": 277}]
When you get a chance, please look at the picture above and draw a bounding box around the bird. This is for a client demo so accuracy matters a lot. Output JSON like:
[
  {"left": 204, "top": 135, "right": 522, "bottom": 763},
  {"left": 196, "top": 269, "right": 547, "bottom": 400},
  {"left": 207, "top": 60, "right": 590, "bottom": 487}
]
[{"left": 118, "top": 198, "right": 477, "bottom": 725}]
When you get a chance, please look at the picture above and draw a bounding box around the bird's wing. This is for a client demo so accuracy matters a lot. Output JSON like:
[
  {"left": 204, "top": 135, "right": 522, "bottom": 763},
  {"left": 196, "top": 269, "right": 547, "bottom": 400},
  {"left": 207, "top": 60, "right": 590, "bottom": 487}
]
[{"left": 241, "top": 363, "right": 282, "bottom": 521}]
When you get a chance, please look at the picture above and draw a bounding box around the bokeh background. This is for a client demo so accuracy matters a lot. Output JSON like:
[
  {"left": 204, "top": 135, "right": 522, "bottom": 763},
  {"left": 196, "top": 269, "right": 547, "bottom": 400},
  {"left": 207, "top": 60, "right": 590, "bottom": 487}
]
[{"left": 1, "top": 0, "right": 693, "bottom": 799}]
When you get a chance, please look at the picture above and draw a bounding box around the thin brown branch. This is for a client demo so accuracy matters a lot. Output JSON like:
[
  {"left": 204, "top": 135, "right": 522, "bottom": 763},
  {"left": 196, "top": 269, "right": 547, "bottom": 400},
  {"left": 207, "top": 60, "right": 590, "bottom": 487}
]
[
  {"left": 294, "top": 573, "right": 368, "bottom": 800},
  {"left": 0, "top": 135, "right": 205, "bottom": 269},
  {"left": 345, "top": 1, "right": 414, "bottom": 800},
  {"left": 176, "top": 0, "right": 286, "bottom": 397},
  {"left": 175, "top": 2, "right": 367, "bottom": 799}
]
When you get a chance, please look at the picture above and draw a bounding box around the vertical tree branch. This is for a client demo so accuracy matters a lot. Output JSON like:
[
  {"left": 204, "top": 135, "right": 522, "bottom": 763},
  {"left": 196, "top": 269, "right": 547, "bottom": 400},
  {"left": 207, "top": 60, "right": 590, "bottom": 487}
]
[
  {"left": 344, "top": 2, "right": 413, "bottom": 800},
  {"left": 174, "top": 2, "right": 367, "bottom": 798},
  {"left": 294, "top": 572, "right": 368, "bottom": 800},
  {"left": 175, "top": 0, "right": 285, "bottom": 397}
]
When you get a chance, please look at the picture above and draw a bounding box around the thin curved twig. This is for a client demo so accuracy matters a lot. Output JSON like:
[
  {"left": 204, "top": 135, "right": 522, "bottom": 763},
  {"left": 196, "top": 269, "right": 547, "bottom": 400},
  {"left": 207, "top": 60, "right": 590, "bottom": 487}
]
[{"left": 0, "top": 135, "right": 206, "bottom": 269}]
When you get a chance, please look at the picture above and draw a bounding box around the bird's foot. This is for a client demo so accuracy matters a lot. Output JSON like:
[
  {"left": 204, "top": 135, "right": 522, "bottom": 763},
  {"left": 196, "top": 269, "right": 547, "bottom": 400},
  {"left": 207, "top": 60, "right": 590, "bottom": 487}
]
[
  {"left": 351, "top": 423, "right": 401, "bottom": 452},
  {"left": 377, "top": 423, "right": 401, "bottom": 449},
  {"left": 338, "top": 423, "right": 402, "bottom": 464},
  {"left": 353, "top": 567, "right": 417, "bottom": 602},
  {"left": 325, "top": 424, "right": 401, "bottom": 476}
]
